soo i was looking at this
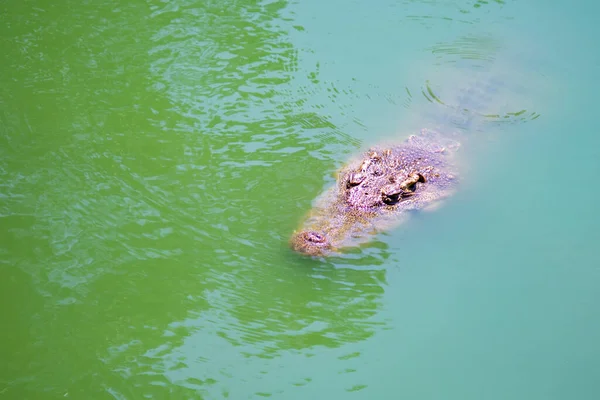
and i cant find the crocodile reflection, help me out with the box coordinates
[291,129,459,256]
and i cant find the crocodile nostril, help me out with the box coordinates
[290,230,332,256]
[306,231,326,243]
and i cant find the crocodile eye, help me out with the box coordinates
[381,184,403,205]
[347,172,365,187]
[404,182,417,192]
[382,195,398,205]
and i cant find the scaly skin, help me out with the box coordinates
[290,129,460,256]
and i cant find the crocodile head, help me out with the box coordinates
[291,131,459,257]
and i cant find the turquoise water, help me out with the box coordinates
[1,0,599,398]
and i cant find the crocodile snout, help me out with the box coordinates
[290,230,332,256]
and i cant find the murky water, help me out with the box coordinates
[1,0,599,398]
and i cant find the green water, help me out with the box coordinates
[2,0,599,398]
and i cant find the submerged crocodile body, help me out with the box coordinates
[289,68,541,257]
[290,129,461,256]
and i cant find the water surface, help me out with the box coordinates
[1,0,599,399]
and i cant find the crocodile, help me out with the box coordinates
[289,68,541,257]
[290,129,461,256]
